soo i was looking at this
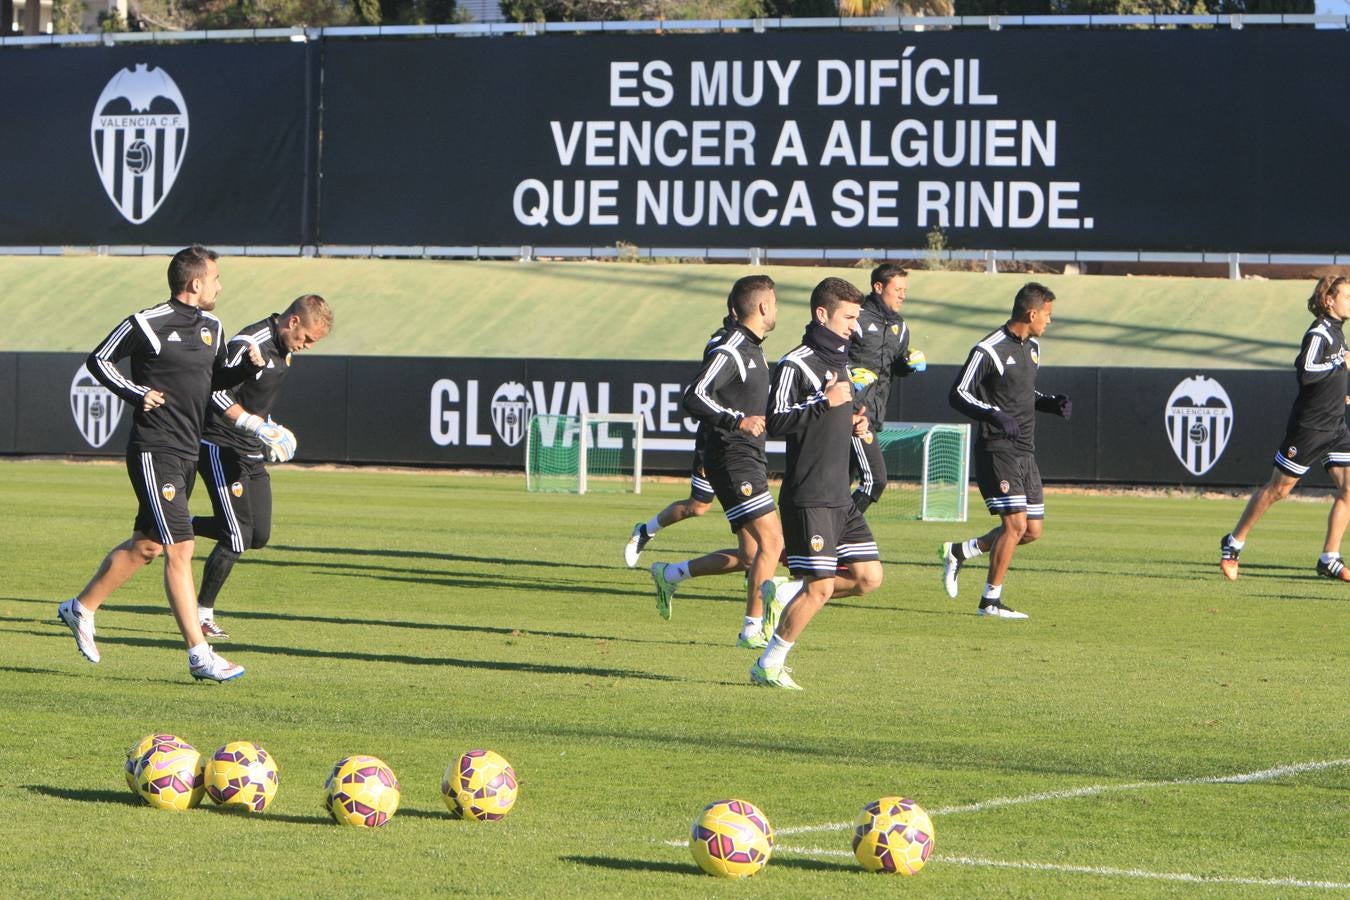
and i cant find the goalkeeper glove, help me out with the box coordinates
[906,348,927,373]
[234,413,298,463]
[849,366,878,392]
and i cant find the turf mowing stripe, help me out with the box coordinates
[770,757,1350,836]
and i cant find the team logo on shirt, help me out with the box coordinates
[490,381,535,447]
[1286,446,1298,458]
[890,324,899,334]
[810,534,824,552]
[285,353,293,367]
[69,365,126,449]
[161,482,176,502]
[1165,375,1233,476]
[199,327,213,346]
[231,482,244,497]
[740,481,752,496]
[1030,347,1040,366]
[90,64,189,225]
[999,480,1010,493]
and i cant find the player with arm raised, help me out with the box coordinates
[751,277,883,690]
[57,246,260,681]
[192,294,333,639]
[1220,276,1350,582]
[938,282,1071,619]
[647,276,785,649]
[848,264,926,514]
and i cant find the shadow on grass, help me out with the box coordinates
[268,544,614,572]
[0,597,702,649]
[561,855,695,876]
[26,785,139,806]
[204,807,333,827]
[8,625,682,682]
[770,854,857,873]
[239,558,642,599]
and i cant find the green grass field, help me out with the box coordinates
[0,256,1314,368]
[1,460,1347,896]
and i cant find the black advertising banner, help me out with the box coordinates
[319,30,1350,252]
[3,352,1339,489]
[0,353,17,453]
[0,43,312,245]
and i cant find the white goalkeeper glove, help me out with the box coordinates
[234,412,298,463]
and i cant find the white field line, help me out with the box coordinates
[774,758,1350,837]
[771,846,1350,891]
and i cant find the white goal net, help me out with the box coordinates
[524,413,644,494]
[872,422,971,522]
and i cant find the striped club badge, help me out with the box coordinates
[90,64,189,225]
[70,364,126,449]
[1165,375,1233,477]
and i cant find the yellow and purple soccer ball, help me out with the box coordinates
[442,749,517,821]
[204,741,279,813]
[134,742,205,811]
[689,799,775,878]
[851,796,934,875]
[124,733,189,793]
[325,755,400,828]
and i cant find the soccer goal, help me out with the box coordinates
[873,422,971,522]
[524,412,644,494]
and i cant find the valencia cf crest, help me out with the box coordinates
[1030,348,1040,366]
[890,324,899,334]
[285,352,293,367]
[69,364,126,449]
[231,481,244,497]
[490,381,535,447]
[199,326,212,346]
[739,481,752,496]
[1165,376,1233,476]
[1287,446,1298,458]
[999,480,1010,494]
[161,482,176,502]
[90,64,189,224]
[810,534,824,552]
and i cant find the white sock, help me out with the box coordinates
[646,515,663,536]
[199,608,214,623]
[962,538,984,559]
[73,598,93,619]
[982,583,1003,602]
[1226,535,1245,550]
[1320,552,1340,565]
[775,580,805,607]
[758,634,794,669]
[665,561,692,584]
[740,616,762,639]
[187,641,212,667]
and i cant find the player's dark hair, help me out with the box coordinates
[1307,275,1350,317]
[727,275,775,321]
[810,277,864,314]
[283,293,334,330]
[1011,282,1056,320]
[870,263,909,291]
[167,245,218,296]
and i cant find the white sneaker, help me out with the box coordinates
[57,599,99,663]
[189,650,245,682]
[939,542,961,599]
[623,523,651,568]
[978,600,1029,619]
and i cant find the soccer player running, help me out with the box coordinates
[193,294,333,638]
[1220,275,1350,582]
[57,246,274,681]
[939,282,1070,619]
[649,275,784,649]
[624,308,738,571]
[752,277,883,690]
[848,263,926,514]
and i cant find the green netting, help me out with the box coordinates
[873,423,969,521]
[526,415,640,493]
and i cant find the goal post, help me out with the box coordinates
[873,421,971,522]
[524,412,644,494]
